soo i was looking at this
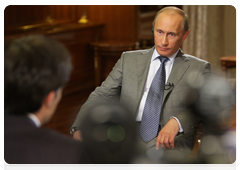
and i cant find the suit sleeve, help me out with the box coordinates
[71,52,125,128]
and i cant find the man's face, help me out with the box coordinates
[153,12,189,57]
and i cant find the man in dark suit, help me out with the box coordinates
[71,7,211,162]
[4,35,91,164]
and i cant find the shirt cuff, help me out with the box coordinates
[171,116,183,133]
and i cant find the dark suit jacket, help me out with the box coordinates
[72,47,211,155]
[4,113,92,164]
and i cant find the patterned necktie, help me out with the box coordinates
[139,56,169,143]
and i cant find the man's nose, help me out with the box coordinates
[161,35,168,46]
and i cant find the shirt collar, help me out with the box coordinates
[151,47,179,63]
[27,113,41,127]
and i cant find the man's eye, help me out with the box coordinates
[169,33,175,37]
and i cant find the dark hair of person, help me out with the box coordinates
[4,35,72,115]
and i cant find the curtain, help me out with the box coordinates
[182,5,208,61]
[182,5,236,76]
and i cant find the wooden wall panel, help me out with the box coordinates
[5,5,45,26]
[86,5,139,42]
[4,5,76,28]
[48,5,77,22]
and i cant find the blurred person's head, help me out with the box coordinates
[4,35,72,124]
[189,75,235,131]
[81,102,137,163]
[152,6,189,57]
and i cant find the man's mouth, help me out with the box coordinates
[159,47,170,51]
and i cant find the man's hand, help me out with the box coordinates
[73,130,83,141]
[156,118,179,150]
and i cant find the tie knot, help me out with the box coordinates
[159,56,169,63]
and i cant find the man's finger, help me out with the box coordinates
[156,141,159,150]
[160,143,166,150]
[155,134,161,150]
[169,138,175,149]
[164,139,171,149]
[159,136,167,150]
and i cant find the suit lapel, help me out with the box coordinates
[136,47,154,100]
[163,50,190,102]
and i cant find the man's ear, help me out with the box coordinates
[43,91,56,107]
[182,29,190,42]
[152,22,155,33]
